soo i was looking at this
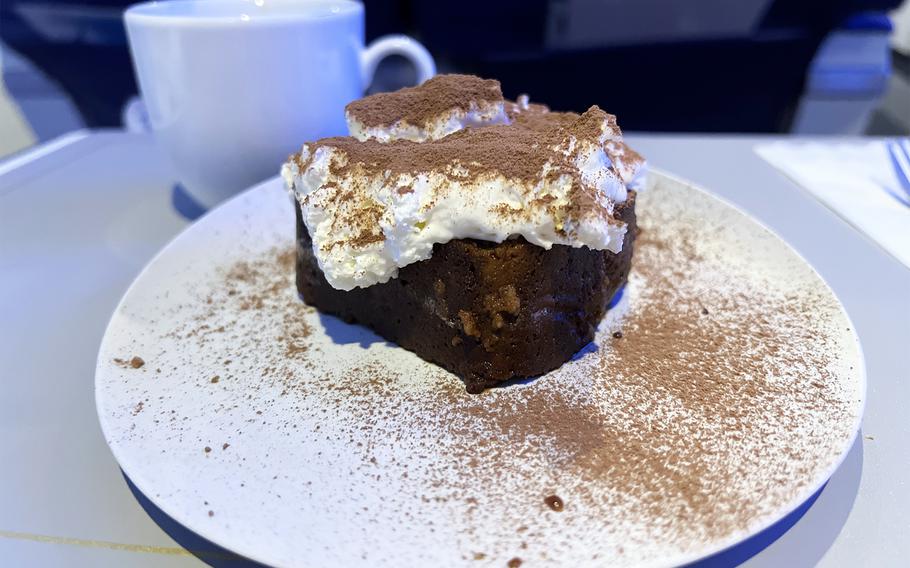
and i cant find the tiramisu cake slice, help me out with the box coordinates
[282,75,645,392]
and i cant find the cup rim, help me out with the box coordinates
[125,0,362,26]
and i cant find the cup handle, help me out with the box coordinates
[361,35,436,89]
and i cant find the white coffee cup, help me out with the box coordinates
[125,0,435,209]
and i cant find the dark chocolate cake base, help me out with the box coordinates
[295,193,636,393]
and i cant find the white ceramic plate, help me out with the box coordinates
[96,171,864,567]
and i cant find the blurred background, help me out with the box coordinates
[1,0,909,160]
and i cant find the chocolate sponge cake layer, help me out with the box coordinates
[295,193,637,393]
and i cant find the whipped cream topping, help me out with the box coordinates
[505,94,550,121]
[283,105,646,290]
[345,74,548,143]
[347,101,509,143]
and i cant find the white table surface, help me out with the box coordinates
[0,131,907,567]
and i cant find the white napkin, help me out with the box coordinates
[755,141,910,270]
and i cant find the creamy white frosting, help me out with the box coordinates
[282,108,643,290]
[346,101,509,143]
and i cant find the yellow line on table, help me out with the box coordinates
[0,529,242,560]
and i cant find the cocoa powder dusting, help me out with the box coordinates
[114,356,146,369]
[278,197,852,560]
[346,74,503,129]
[301,106,623,187]
[110,183,860,566]
[504,98,549,121]
[544,495,564,512]
[290,105,639,252]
